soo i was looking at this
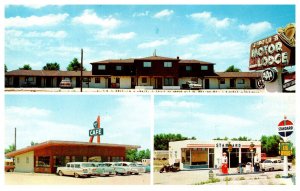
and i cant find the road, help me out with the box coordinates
[154,168,296,185]
[5,172,150,185]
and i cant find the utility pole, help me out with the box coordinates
[80,49,83,92]
[14,127,16,151]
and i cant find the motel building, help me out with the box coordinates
[168,140,261,170]
[5,140,140,173]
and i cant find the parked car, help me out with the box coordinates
[56,162,96,178]
[260,159,291,171]
[135,163,150,173]
[5,159,15,172]
[261,153,267,162]
[127,162,146,174]
[105,162,131,176]
[59,79,72,89]
[186,81,202,90]
[92,162,115,176]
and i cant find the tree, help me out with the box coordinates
[154,133,196,150]
[126,149,151,162]
[5,144,16,154]
[30,141,39,146]
[19,64,32,70]
[43,62,60,70]
[67,58,86,71]
[225,65,241,72]
[5,64,8,72]
[260,135,283,157]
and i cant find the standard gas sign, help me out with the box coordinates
[278,117,294,138]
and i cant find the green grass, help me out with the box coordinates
[239,177,245,180]
[194,178,221,185]
[224,177,232,181]
[275,174,281,178]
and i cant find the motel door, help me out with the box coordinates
[13,77,19,87]
[45,77,52,87]
[230,79,235,88]
[250,79,256,89]
[76,77,80,87]
[155,78,162,89]
[36,77,41,87]
[205,79,209,89]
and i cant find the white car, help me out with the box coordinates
[105,162,131,175]
[129,163,146,174]
[56,162,96,178]
[260,159,291,171]
[186,81,202,90]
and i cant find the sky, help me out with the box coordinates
[4,5,295,72]
[154,94,296,144]
[5,95,151,150]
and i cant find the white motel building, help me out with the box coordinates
[168,140,261,170]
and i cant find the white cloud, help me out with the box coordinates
[6,106,51,118]
[72,9,121,30]
[153,9,174,19]
[158,100,202,108]
[239,21,272,38]
[176,34,201,45]
[96,30,136,40]
[26,31,67,38]
[23,5,48,9]
[133,11,149,17]
[189,12,232,28]
[5,13,69,28]
[137,39,169,49]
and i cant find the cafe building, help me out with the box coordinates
[168,140,261,170]
[5,140,140,173]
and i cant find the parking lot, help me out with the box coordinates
[5,172,150,185]
[154,168,296,185]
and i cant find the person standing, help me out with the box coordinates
[221,152,228,174]
[254,153,260,172]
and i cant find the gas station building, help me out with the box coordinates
[168,140,261,170]
[5,140,140,173]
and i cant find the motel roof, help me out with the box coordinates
[5,140,141,158]
[206,72,262,78]
[5,70,110,77]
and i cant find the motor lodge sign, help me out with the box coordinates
[249,34,294,70]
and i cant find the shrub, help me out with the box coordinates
[195,178,221,185]
[275,174,281,178]
[239,177,245,180]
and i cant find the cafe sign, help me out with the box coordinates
[249,34,293,70]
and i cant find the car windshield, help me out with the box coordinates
[82,163,93,167]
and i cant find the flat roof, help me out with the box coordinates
[205,72,262,78]
[5,140,140,158]
[5,70,98,77]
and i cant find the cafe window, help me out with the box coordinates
[112,157,122,162]
[237,79,245,84]
[164,62,172,67]
[164,78,173,86]
[116,66,122,71]
[95,77,100,83]
[186,66,191,71]
[220,78,225,84]
[37,156,50,167]
[54,156,66,167]
[143,62,151,68]
[201,65,208,70]
[98,65,106,70]
[142,77,147,83]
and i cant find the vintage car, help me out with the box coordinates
[105,162,131,175]
[5,159,15,172]
[186,81,202,90]
[124,162,146,174]
[260,159,291,171]
[92,162,115,176]
[56,162,96,178]
[59,79,72,89]
[136,163,151,173]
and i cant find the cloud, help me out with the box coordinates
[5,13,69,28]
[96,30,136,40]
[26,31,67,38]
[158,100,202,109]
[23,5,48,9]
[239,21,272,38]
[133,11,149,17]
[6,106,51,118]
[189,12,232,28]
[153,9,174,19]
[72,9,121,30]
[137,39,169,49]
[176,34,201,45]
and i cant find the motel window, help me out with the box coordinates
[237,79,245,84]
[142,77,147,83]
[164,78,173,86]
[164,62,172,67]
[186,66,191,71]
[26,157,29,164]
[83,77,91,82]
[37,156,50,167]
[143,62,151,67]
[201,65,208,70]
[220,78,225,84]
[25,77,34,82]
[98,65,106,70]
[95,77,100,83]
[116,66,122,71]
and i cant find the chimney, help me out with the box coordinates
[153,49,157,57]
[177,56,179,60]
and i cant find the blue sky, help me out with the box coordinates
[5,95,151,150]
[154,95,296,143]
[5,5,295,72]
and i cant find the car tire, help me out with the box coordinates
[288,166,291,171]
[9,169,14,172]
[74,173,80,178]
[58,171,63,176]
